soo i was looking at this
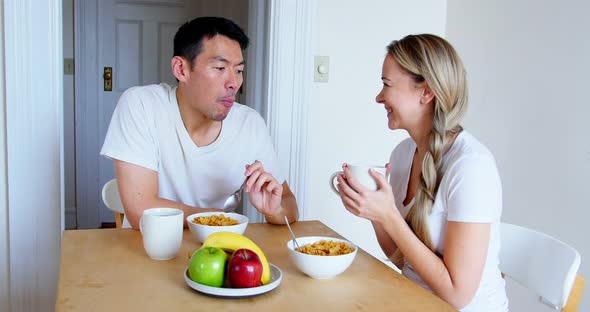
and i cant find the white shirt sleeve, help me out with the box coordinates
[445,155,503,223]
[100,88,159,171]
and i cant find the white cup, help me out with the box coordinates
[329,164,387,195]
[139,208,184,260]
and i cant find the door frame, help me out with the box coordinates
[2,0,63,310]
[74,0,312,228]
[264,0,313,221]
[74,0,100,228]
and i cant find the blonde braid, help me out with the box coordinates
[386,34,468,267]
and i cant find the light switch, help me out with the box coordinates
[314,56,329,82]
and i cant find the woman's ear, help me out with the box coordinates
[171,56,190,82]
[420,86,435,105]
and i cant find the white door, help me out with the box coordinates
[97,1,195,226]
[75,0,251,228]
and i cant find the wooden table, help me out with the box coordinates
[56,220,455,311]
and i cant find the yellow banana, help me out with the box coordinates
[202,232,270,285]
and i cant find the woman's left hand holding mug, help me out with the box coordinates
[336,163,397,224]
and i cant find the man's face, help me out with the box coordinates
[182,35,244,121]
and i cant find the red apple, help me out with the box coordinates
[227,248,263,288]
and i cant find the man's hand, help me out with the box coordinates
[244,160,282,216]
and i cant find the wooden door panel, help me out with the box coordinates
[158,22,181,85]
[115,20,143,90]
[98,0,191,223]
[120,0,186,6]
[77,0,252,227]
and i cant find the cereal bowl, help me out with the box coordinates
[186,212,248,243]
[287,236,358,279]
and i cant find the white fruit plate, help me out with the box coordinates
[184,263,283,298]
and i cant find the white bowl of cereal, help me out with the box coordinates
[287,236,357,279]
[186,212,249,243]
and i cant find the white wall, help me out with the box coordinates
[446,0,590,311]
[308,0,447,265]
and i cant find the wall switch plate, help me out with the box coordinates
[64,58,74,75]
[314,55,329,82]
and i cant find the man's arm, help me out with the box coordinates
[114,159,221,230]
[264,182,299,225]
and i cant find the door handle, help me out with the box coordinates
[103,67,112,91]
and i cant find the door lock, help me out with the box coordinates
[103,67,112,91]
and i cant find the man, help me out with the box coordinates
[100,16,298,229]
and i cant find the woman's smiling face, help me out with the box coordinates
[375,54,429,131]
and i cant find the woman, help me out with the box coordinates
[335,34,508,311]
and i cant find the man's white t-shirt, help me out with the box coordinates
[100,83,284,213]
[389,131,509,312]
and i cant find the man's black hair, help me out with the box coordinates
[173,16,249,67]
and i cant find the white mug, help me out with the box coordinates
[329,164,387,195]
[139,208,184,260]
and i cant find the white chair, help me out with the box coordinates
[101,178,126,228]
[500,222,585,311]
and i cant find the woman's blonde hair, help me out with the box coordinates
[387,34,468,265]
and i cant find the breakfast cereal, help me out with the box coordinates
[296,240,354,256]
[192,214,239,226]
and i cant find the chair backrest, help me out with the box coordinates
[500,222,584,310]
[101,179,125,228]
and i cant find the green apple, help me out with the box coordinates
[189,247,228,287]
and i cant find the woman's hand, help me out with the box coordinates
[244,160,282,216]
[336,163,398,224]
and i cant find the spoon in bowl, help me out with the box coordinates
[284,215,301,250]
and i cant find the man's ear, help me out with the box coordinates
[171,56,190,82]
[420,86,435,105]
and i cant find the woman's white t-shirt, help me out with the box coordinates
[100,83,283,211]
[389,131,508,312]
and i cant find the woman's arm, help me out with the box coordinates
[337,163,492,310]
[371,221,403,267]
[382,214,490,309]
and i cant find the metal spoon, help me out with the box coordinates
[284,215,301,250]
[223,179,247,213]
